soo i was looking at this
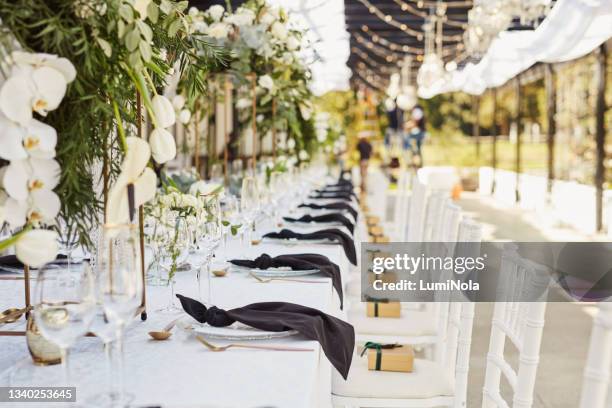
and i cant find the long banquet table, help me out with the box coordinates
[0,186,363,408]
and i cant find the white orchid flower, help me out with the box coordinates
[3,197,26,228]
[15,229,60,268]
[207,5,225,21]
[149,128,176,164]
[12,51,76,83]
[23,119,58,159]
[3,158,60,201]
[106,137,157,224]
[0,75,35,125]
[172,94,186,111]
[258,75,274,91]
[0,113,28,161]
[270,22,288,41]
[151,95,176,129]
[179,109,191,124]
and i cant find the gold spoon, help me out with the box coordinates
[148,317,180,341]
[0,307,28,324]
[195,335,313,352]
[249,272,325,284]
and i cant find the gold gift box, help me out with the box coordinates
[366,301,401,318]
[366,344,414,373]
[373,235,389,243]
[368,225,384,237]
[366,216,380,226]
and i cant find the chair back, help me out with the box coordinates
[406,175,428,241]
[579,302,612,408]
[482,245,550,408]
[423,191,447,242]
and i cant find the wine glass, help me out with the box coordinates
[157,217,190,313]
[198,221,221,303]
[33,262,96,387]
[241,176,260,247]
[210,163,224,184]
[97,224,143,404]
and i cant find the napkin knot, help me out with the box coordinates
[204,306,235,327]
[253,253,274,269]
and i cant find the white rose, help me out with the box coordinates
[179,109,191,124]
[149,128,176,164]
[207,5,225,22]
[152,95,176,128]
[259,11,275,26]
[257,74,274,91]
[189,181,221,196]
[287,36,300,51]
[236,98,251,109]
[172,94,185,110]
[188,7,199,17]
[298,150,309,161]
[287,138,296,149]
[207,22,229,39]
[193,21,208,33]
[15,229,59,268]
[270,22,287,41]
[226,8,255,26]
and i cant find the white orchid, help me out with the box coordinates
[151,94,176,129]
[106,137,157,224]
[270,21,288,41]
[15,229,59,268]
[207,5,225,22]
[0,114,28,161]
[11,51,76,83]
[149,128,177,164]
[172,94,185,111]
[258,75,274,91]
[3,158,60,202]
[179,109,191,124]
[207,22,230,39]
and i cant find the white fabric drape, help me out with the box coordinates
[418,0,612,98]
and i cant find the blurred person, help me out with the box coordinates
[404,105,426,166]
[357,134,372,193]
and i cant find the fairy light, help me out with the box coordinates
[391,0,469,28]
[354,31,460,59]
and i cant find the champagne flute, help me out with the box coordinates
[241,176,260,246]
[33,262,96,387]
[97,224,143,404]
[157,217,190,313]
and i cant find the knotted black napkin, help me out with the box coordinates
[0,254,86,271]
[298,202,358,220]
[283,213,354,235]
[176,295,355,378]
[230,253,344,309]
[309,192,356,202]
[316,184,354,194]
[263,228,357,265]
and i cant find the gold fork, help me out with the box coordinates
[248,272,324,284]
[195,335,313,352]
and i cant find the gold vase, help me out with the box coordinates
[26,316,61,366]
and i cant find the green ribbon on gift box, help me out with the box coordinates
[364,296,390,317]
[360,342,401,371]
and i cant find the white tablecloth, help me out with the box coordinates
[0,197,359,408]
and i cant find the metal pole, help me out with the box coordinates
[515,77,521,203]
[272,98,277,159]
[473,95,480,160]
[251,73,257,169]
[595,44,607,232]
[491,88,498,194]
[545,64,556,195]
[136,92,147,321]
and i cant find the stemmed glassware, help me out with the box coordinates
[33,262,96,387]
[157,216,190,313]
[96,224,143,404]
[241,176,260,247]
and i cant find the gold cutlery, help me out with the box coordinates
[0,307,30,324]
[148,317,181,341]
[249,272,325,284]
[195,335,313,352]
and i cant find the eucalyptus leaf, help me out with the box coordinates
[96,37,112,58]
[125,27,140,51]
[167,18,181,38]
[117,20,126,38]
[147,1,159,23]
[119,3,133,22]
[159,0,173,14]
[128,50,142,69]
[136,20,153,42]
[139,41,152,62]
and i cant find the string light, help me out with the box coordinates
[355,30,459,59]
[352,70,387,92]
[351,46,395,71]
[354,0,464,41]
[391,0,469,28]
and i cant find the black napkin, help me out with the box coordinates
[263,228,357,265]
[316,184,354,193]
[298,202,358,220]
[283,213,354,235]
[176,295,355,379]
[309,192,356,202]
[0,254,84,270]
[230,253,345,309]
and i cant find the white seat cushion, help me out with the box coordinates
[348,309,437,337]
[333,353,454,399]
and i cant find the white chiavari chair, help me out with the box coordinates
[423,191,447,242]
[406,175,429,242]
[482,245,551,408]
[579,301,612,408]
[333,300,475,408]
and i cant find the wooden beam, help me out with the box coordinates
[595,44,608,232]
[491,87,497,194]
[545,64,556,194]
[515,77,522,203]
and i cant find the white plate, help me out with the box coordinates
[230,264,320,277]
[285,220,343,228]
[262,237,335,245]
[193,322,298,340]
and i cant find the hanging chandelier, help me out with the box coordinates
[417,16,446,89]
[397,56,417,111]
